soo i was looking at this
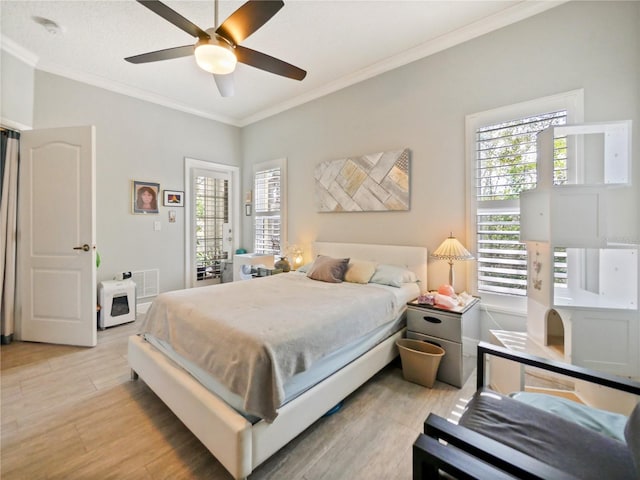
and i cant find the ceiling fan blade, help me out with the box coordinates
[213,73,235,97]
[137,0,209,39]
[215,0,284,45]
[235,45,306,81]
[125,45,194,64]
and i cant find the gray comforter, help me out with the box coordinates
[139,273,404,421]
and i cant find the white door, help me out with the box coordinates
[17,126,97,347]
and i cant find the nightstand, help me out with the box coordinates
[405,297,480,388]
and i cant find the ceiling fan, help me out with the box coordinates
[125,0,307,97]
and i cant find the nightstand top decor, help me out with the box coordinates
[408,295,479,315]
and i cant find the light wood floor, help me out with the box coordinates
[1,318,476,480]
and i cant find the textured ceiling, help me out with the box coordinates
[1,1,563,126]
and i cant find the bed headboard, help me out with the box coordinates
[312,242,427,291]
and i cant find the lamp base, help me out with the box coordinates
[448,261,455,290]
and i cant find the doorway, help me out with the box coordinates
[184,158,239,288]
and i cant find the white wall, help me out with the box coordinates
[1,51,35,129]
[241,1,640,302]
[3,1,638,324]
[32,72,242,293]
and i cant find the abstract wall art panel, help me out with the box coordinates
[314,148,410,212]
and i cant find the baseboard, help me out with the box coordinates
[137,302,152,314]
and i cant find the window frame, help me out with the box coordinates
[253,158,287,255]
[465,90,584,312]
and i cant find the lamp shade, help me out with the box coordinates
[293,248,304,268]
[432,234,474,261]
[432,233,474,288]
[287,244,304,269]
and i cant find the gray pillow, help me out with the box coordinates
[625,401,640,475]
[306,255,350,283]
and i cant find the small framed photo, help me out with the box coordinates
[163,190,184,207]
[132,180,160,214]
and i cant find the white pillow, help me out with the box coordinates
[369,264,417,287]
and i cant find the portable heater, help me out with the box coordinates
[98,279,136,329]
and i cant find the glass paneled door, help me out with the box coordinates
[185,159,238,288]
[193,168,229,285]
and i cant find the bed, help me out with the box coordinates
[128,242,427,479]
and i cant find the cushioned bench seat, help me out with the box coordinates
[459,387,636,480]
[412,342,640,480]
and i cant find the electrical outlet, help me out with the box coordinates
[154,221,161,231]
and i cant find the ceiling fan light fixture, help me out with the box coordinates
[195,38,237,75]
[127,0,306,95]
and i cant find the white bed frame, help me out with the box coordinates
[128,242,427,479]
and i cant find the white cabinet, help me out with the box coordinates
[570,309,639,377]
[521,122,634,248]
[520,121,639,379]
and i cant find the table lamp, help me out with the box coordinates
[432,232,474,288]
[288,245,304,270]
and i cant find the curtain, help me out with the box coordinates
[1,128,20,345]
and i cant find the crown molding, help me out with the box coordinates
[1,34,240,127]
[2,1,566,128]
[1,117,32,131]
[1,35,39,66]
[34,60,241,126]
[239,1,567,126]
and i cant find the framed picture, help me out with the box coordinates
[163,190,184,207]
[132,181,160,214]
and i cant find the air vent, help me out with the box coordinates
[131,269,159,299]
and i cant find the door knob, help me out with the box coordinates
[73,244,90,252]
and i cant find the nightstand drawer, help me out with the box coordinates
[407,307,461,342]
[406,331,463,388]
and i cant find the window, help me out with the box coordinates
[254,158,287,255]
[476,111,567,296]
[466,90,584,308]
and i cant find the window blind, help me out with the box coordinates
[475,110,568,296]
[254,167,281,254]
